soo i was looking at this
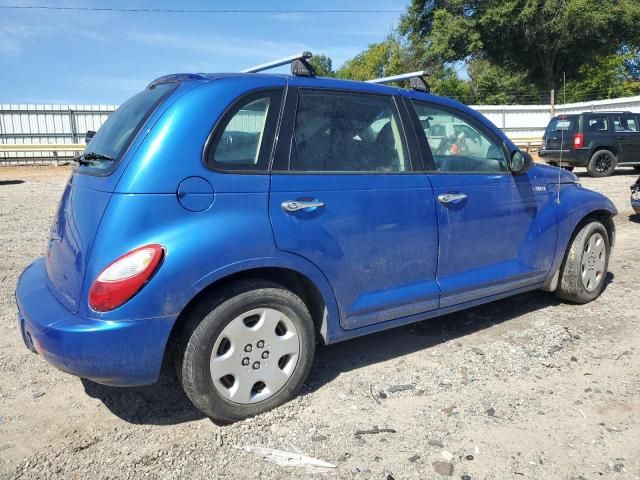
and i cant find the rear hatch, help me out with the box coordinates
[45,83,176,313]
[543,115,577,150]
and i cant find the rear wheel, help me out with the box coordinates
[587,150,617,177]
[633,165,640,173]
[556,221,610,304]
[562,166,575,172]
[177,280,315,422]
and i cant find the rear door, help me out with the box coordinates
[269,87,440,330]
[611,114,640,164]
[409,99,556,308]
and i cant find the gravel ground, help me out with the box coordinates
[0,165,639,480]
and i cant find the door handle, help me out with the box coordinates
[281,200,325,212]
[437,193,467,204]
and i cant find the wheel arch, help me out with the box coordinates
[544,206,616,292]
[589,145,618,157]
[162,259,341,370]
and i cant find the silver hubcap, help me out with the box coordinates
[581,232,606,292]
[210,308,300,404]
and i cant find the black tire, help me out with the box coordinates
[633,165,640,172]
[562,166,575,172]
[586,150,617,177]
[176,280,315,423]
[556,221,610,304]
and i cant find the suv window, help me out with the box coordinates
[290,90,408,172]
[611,115,639,132]
[546,117,575,132]
[207,90,282,171]
[412,101,507,173]
[587,116,609,132]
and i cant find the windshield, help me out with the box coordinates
[78,82,176,173]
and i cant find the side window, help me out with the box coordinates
[612,115,639,132]
[412,101,507,173]
[587,116,609,132]
[207,90,282,171]
[290,90,408,172]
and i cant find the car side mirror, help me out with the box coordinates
[85,130,96,144]
[510,150,534,175]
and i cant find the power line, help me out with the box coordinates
[0,5,403,14]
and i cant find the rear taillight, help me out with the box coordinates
[89,244,164,312]
[573,133,584,149]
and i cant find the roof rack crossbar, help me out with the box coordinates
[366,70,427,84]
[241,52,313,73]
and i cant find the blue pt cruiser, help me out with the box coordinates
[16,54,617,422]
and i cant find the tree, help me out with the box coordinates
[336,35,409,81]
[400,0,640,92]
[308,54,335,77]
[564,53,640,102]
[466,59,540,104]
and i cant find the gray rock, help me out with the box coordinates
[388,384,415,393]
[433,461,454,476]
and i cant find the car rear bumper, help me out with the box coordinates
[539,148,590,167]
[15,258,176,387]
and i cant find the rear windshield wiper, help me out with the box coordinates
[73,151,116,165]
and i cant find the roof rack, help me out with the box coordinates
[367,70,430,93]
[240,51,316,77]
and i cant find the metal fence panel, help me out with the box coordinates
[2,95,640,164]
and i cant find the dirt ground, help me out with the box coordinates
[0,165,639,480]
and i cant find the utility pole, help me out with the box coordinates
[550,89,555,117]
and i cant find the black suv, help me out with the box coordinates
[539,111,640,177]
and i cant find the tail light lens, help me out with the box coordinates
[89,244,164,312]
[573,133,584,149]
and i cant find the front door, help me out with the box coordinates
[409,99,556,308]
[269,88,440,330]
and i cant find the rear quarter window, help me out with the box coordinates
[587,116,609,132]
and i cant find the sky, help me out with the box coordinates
[0,0,411,104]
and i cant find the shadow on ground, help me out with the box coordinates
[0,180,25,186]
[82,373,206,425]
[82,287,581,426]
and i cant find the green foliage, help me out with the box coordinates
[564,53,640,102]
[308,54,335,77]
[336,36,409,81]
[466,60,540,104]
[400,0,640,91]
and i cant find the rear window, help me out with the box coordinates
[546,117,575,133]
[78,82,176,174]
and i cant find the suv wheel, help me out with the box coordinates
[176,280,315,422]
[633,166,640,173]
[556,221,610,304]
[587,150,617,177]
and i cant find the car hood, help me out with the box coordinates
[530,163,579,184]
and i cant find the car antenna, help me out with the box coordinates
[240,52,316,77]
[557,71,566,204]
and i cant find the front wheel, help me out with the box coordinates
[177,280,316,422]
[556,221,610,304]
[587,150,617,177]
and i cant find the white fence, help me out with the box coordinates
[2,95,640,164]
[477,95,640,139]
